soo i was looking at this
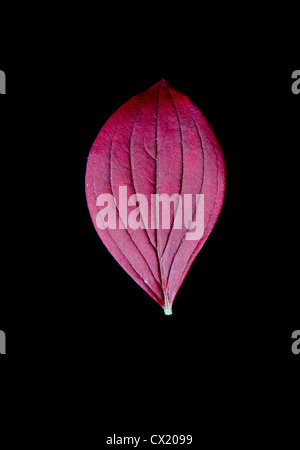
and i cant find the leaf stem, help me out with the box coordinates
[163,295,172,315]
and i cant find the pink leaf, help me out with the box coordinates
[85,80,225,315]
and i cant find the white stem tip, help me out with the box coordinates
[164,305,173,316]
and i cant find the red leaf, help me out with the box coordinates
[85,80,225,314]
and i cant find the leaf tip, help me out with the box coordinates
[151,78,170,90]
[160,78,169,87]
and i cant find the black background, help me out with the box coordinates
[0,12,299,445]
